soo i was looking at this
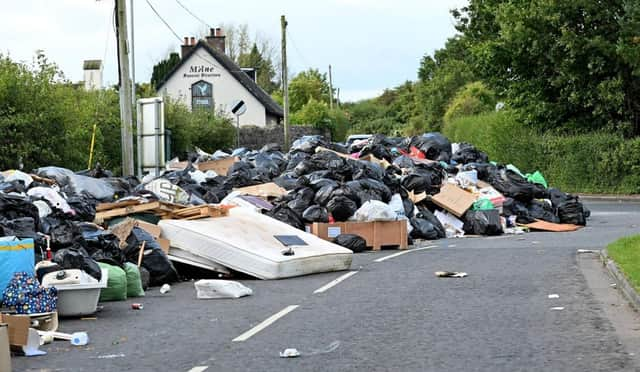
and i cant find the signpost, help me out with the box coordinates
[231,100,247,148]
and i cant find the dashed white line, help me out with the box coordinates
[232,305,299,342]
[188,367,209,372]
[313,271,359,294]
[374,245,437,263]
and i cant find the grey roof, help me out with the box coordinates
[156,41,284,118]
[83,60,102,70]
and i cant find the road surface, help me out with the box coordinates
[15,200,640,372]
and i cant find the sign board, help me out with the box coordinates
[231,100,247,116]
[137,97,165,177]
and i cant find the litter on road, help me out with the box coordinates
[0,132,591,364]
[435,271,468,278]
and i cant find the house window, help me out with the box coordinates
[191,80,213,110]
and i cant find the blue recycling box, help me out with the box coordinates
[0,238,35,303]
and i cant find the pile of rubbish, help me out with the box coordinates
[165,133,589,241]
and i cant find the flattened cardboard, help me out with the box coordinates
[157,238,170,254]
[523,220,582,232]
[135,220,162,239]
[432,183,477,217]
[234,183,288,199]
[0,314,29,347]
[196,157,239,176]
[0,324,10,372]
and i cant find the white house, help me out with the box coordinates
[156,29,283,127]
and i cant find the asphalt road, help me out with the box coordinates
[14,200,640,372]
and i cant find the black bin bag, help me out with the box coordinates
[463,209,503,236]
[333,234,367,253]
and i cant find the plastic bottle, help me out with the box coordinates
[70,332,89,346]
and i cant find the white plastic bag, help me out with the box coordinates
[2,170,33,188]
[387,194,405,218]
[194,280,253,299]
[144,179,189,204]
[354,200,397,222]
[27,187,74,214]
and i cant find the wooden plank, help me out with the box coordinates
[96,199,141,212]
[137,241,146,267]
[95,201,163,221]
[523,220,582,232]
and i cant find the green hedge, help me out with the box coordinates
[443,111,640,194]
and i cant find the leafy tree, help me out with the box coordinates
[288,69,332,112]
[454,0,640,134]
[444,81,496,124]
[150,52,180,89]
[238,43,278,94]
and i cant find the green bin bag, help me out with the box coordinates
[123,262,145,298]
[526,171,548,188]
[472,198,495,211]
[98,262,127,302]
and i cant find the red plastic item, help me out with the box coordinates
[410,146,426,159]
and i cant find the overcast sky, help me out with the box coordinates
[1,0,467,102]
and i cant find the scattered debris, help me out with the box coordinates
[160,284,171,294]
[194,280,253,299]
[435,271,468,278]
[280,348,301,358]
[577,249,598,254]
[95,353,126,359]
[548,294,560,299]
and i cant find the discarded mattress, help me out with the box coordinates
[159,208,353,279]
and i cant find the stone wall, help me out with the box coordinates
[239,124,331,150]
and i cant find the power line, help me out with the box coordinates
[286,30,311,69]
[145,0,182,42]
[174,0,212,29]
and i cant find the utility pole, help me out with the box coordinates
[115,0,135,176]
[281,15,289,150]
[130,0,136,107]
[337,88,341,109]
[328,64,334,110]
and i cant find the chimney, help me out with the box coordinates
[206,27,226,54]
[181,36,194,58]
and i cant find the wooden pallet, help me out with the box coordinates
[94,200,184,223]
[311,220,408,251]
[171,205,229,220]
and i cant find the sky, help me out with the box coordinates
[1,0,467,102]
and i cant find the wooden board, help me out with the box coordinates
[523,220,582,232]
[94,201,183,223]
[171,205,229,220]
[233,183,288,199]
[431,183,477,217]
[196,157,239,175]
[96,199,141,212]
[311,220,408,251]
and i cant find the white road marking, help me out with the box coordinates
[313,271,358,294]
[188,367,209,372]
[232,305,299,342]
[374,245,437,263]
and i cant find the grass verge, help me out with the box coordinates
[607,235,640,292]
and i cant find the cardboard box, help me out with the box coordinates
[0,324,11,372]
[196,157,239,175]
[311,220,408,250]
[233,183,288,199]
[431,183,477,217]
[0,314,29,348]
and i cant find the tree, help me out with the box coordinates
[443,81,496,125]
[288,69,332,112]
[238,43,278,94]
[150,52,180,89]
[454,0,640,134]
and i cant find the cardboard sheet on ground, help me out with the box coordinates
[523,220,582,232]
[431,183,477,217]
[233,183,288,198]
[159,208,353,279]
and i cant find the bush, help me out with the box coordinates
[443,82,496,125]
[444,111,640,194]
[164,99,235,157]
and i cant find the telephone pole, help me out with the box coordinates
[115,0,135,176]
[328,64,334,110]
[130,0,136,107]
[281,15,289,150]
